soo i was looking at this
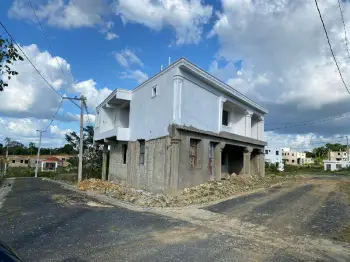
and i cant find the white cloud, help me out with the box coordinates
[72,79,113,109]
[209,0,350,136]
[105,32,118,40]
[9,0,117,40]
[0,117,75,147]
[115,0,213,45]
[9,0,109,29]
[119,70,148,84]
[114,49,143,68]
[0,44,73,120]
[265,131,348,152]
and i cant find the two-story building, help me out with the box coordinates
[94,58,267,193]
[328,150,348,161]
[282,148,306,165]
[265,147,284,171]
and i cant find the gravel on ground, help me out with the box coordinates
[77,174,302,207]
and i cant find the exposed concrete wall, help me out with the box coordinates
[178,132,210,190]
[108,142,127,182]
[109,137,171,193]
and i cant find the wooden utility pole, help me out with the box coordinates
[78,96,85,182]
[63,96,85,182]
[35,130,45,178]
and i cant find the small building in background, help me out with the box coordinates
[265,147,284,171]
[7,154,73,168]
[323,160,349,171]
[282,148,306,165]
[304,157,314,165]
[41,157,59,172]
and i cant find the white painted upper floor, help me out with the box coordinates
[94,58,268,142]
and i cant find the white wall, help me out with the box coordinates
[99,107,116,133]
[180,74,219,133]
[129,67,177,140]
[265,147,284,171]
[251,116,259,140]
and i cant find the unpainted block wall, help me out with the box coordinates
[178,133,211,190]
[109,137,171,193]
[109,142,128,183]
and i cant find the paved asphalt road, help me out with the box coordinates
[0,177,350,262]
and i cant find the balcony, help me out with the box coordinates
[94,126,130,141]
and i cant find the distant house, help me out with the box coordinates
[7,155,73,168]
[323,160,349,171]
[41,157,60,172]
[304,157,314,165]
[265,147,284,171]
[282,148,306,165]
[94,57,267,193]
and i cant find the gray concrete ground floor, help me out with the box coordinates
[0,177,350,261]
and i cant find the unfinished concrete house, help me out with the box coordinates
[94,58,267,193]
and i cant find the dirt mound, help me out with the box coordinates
[77,175,298,207]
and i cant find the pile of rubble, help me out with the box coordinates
[78,174,298,207]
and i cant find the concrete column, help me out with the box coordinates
[102,144,108,181]
[214,142,226,181]
[170,137,181,192]
[257,116,264,141]
[256,149,265,177]
[243,147,253,176]
[173,75,183,124]
[245,110,253,138]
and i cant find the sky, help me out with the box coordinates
[2,0,350,151]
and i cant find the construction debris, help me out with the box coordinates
[77,175,300,207]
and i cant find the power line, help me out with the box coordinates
[27,0,72,86]
[44,98,64,132]
[265,111,350,131]
[0,21,63,98]
[337,0,350,59]
[314,0,350,94]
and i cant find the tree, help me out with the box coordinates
[65,125,102,179]
[28,142,37,155]
[0,36,23,91]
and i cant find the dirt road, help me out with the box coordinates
[0,176,350,261]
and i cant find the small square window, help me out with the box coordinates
[24,160,28,164]
[12,160,15,163]
[265,150,268,154]
[276,151,279,156]
[152,85,157,97]
[20,160,24,163]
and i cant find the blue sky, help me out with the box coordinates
[2,0,350,151]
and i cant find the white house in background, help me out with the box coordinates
[94,57,267,193]
[265,147,284,171]
[323,160,350,171]
[282,148,306,165]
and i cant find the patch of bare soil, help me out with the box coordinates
[77,175,301,207]
[335,181,350,243]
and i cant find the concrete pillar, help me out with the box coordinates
[102,144,108,181]
[243,147,253,176]
[259,151,265,177]
[170,137,181,192]
[245,110,253,138]
[257,116,264,141]
[214,142,226,181]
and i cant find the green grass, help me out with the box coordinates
[336,182,350,243]
[5,166,78,183]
